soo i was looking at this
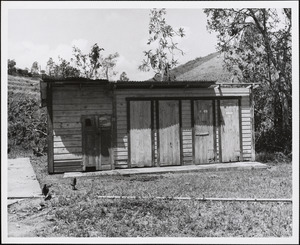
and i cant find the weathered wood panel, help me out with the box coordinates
[54,147,82,154]
[53,104,112,111]
[181,100,193,165]
[219,99,240,162]
[53,166,82,172]
[53,134,82,141]
[52,85,113,172]
[54,160,82,167]
[82,116,99,169]
[54,141,82,147]
[114,88,252,168]
[158,100,181,166]
[53,110,112,117]
[130,101,152,167]
[53,116,81,123]
[240,94,253,161]
[194,100,215,164]
[100,128,112,170]
[53,98,111,105]
[54,154,82,160]
[53,122,81,129]
[47,84,54,173]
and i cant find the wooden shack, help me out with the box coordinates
[42,78,257,174]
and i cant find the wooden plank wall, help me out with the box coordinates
[240,96,252,161]
[51,85,112,173]
[115,87,253,168]
[181,100,193,165]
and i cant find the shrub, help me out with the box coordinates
[255,151,292,163]
[8,91,47,155]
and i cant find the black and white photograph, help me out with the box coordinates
[1,1,299,244]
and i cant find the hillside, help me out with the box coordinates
[170,52,232,82]
[7,75,47,157]
[8,75,41,100]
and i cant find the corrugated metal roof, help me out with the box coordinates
[112,80,217,88]
[43,77,217,88]
[43,77,109,83]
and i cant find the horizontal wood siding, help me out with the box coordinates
[52,85,112,173]
[114,97,128,167]
[240,96,252,161]
[215,100,220,162]
[181,100,193,165]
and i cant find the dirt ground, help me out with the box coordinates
[7,198,54,237]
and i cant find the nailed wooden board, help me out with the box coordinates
[158,100,181,166]
[194,100,215,164]
[130,101,152,167]
[219,99,240,162]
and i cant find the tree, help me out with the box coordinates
[89,43,104,79]
[101,52,120,80]
[45,57,80,78]
[31,61,40,75]
[8,59,16,75]
[119,71,129,81]
[58,57,80,78]
[139,8,185,81]
[46,58,55,76]
[72,43,104,79]
[204,8,292,153]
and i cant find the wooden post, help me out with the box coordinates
[217,100,222,162]
[191,99,195,165]
[212,99,217,162]
[156,100,160,167]
[151,100,155,167]
[47,82,54,174]
[179,100,183,165]
[111,88,117,170]
[126,100,131,168]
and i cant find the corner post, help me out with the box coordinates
[47,82,54,173]
[250,87,256,161]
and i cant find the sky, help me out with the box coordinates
[7,7,219,81]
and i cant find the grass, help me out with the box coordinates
[172,52,232,82]
[36,197,291,237]
[12,154,292,237]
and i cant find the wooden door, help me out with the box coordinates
[194,100,215,164]
[219,99,240,162]
[158,100,181,166]
[130,101,152,167]
[82,116,99,171]
[98,115,112,170]
[99,128,111,170]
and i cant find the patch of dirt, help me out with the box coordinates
[7,198,54,237]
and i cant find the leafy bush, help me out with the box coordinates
[255,151,292,163]
[8,91,47,155]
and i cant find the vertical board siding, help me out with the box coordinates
[158,100,181,166]
[105,87,253,169]
[219,99,240,162]
[52,85,113,173]
[115,88,252,168]
[129,101,152,167]
[194,100,215,164]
